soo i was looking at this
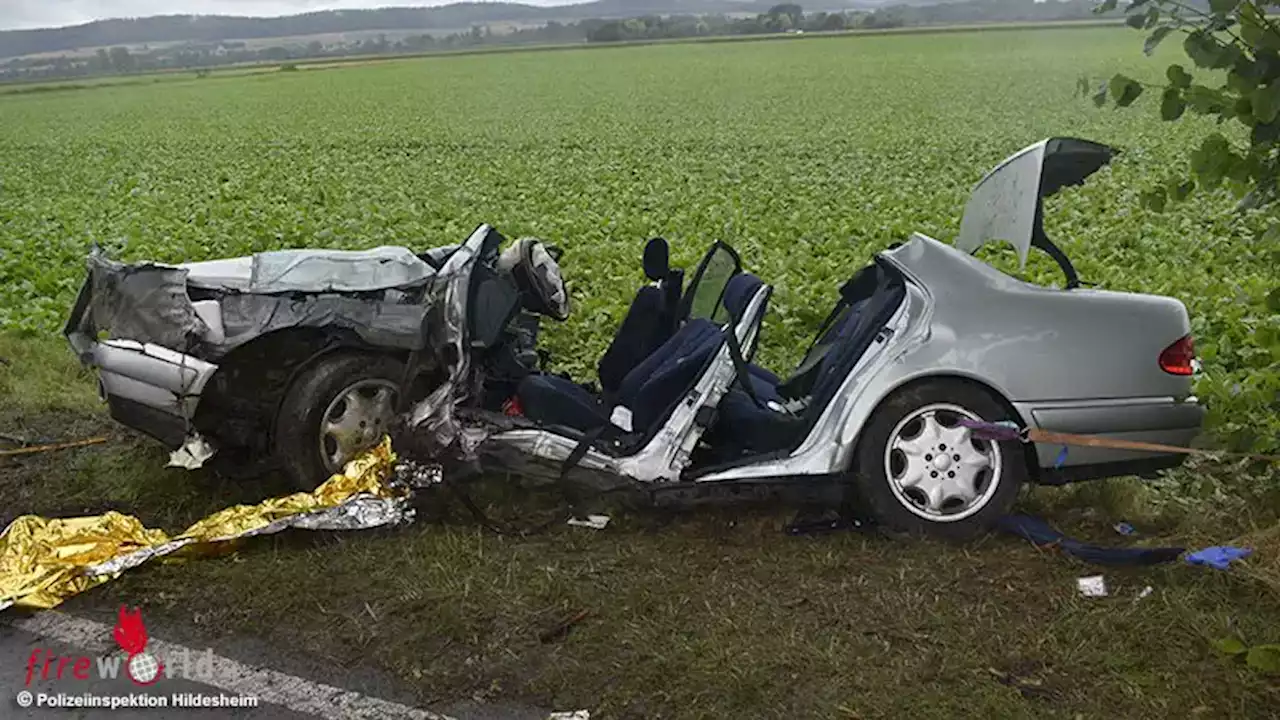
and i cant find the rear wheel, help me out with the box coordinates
[850,379,1026,540]
[274,353,405,491]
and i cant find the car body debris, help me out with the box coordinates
[566,515,610,530]
[167,431,216,470]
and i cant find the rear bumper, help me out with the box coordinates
[1013,397,1205,482]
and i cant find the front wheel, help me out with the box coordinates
[274,353,406,491]
[850,380,1026,541]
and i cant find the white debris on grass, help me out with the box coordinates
[566,515,610,530]
[1077,575,1108,598]
[167,432,215,470]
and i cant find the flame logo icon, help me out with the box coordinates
[113,605,164,686]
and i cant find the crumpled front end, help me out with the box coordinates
[64,250,220,449]
[64,243,444,459]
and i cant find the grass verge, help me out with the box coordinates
[1,331,1278,718]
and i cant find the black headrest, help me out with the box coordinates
[722,273,764,322]
[643,237,670,281]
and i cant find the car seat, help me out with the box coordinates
[517,272,768,438]
[710,261,905,456]
[596,238,684,398]
[614,272,768,434]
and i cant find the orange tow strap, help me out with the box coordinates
[1025,428,1280,464]
[0,437,108,458]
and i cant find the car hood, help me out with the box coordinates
[955,137,1117,268]
[180,246,436,294]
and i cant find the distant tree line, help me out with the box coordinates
[0,0,1127,83]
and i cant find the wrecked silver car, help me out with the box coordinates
[66,137,1206,538]
[63,226,567,484]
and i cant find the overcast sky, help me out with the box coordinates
[2,1,578,31]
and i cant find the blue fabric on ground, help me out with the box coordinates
[1185,546,1252,571]
[996,514,1185,566]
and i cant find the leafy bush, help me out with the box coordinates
[1085,0,1280,458]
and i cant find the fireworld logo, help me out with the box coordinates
[114,605,162,684]
[25,606,213,687]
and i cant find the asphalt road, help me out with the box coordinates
[0,621,309,719]
[0,612,552,720]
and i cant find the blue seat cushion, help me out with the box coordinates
[516,374,610,433]
[617,318,722,432]
[710,388,803,454]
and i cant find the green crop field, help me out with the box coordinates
[2,26,1279,718]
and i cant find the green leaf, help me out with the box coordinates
[1110,74,1145,107]
[1162,87,1187,120]
[1235,96,1255,124]
[1095,0,1118,13]
[1228,67,1259,94]
[1246,645,1280,673]
[1251,118,1280,144]
[1229,153,1255,184]
[1167,64,1193,89]
[1125,11,1148,29]
[1185,31,1238,70]
[1209,0,1240,14]
[1212,636,1248,655]
[1191,133,1235,187]
[1186,84,1228,114]
[1145,26,1174,55]
[1252,83,1280,123]
[1144,5,1160,29]
[1241,3,1280,52]
[1141,186,1168,212]
[1266,287,1280,313]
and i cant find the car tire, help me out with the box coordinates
[274,352,406,491]
[850,379,1026,541]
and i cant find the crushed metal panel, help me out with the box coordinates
[214,293,431,352]
[407,225,495,459]
[180,256,253,292]
[85,250,210,349]
[247,246,436,294]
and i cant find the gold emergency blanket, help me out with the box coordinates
[0,437,429,612]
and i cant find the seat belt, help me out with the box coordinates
[724,325,767,410]
[555,424,612,510]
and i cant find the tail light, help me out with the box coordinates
[1159,335,1196,375]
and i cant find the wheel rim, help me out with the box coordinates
[320,379,398,474]
[883,402,1003,523]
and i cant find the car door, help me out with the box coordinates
[678,241,743,324]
